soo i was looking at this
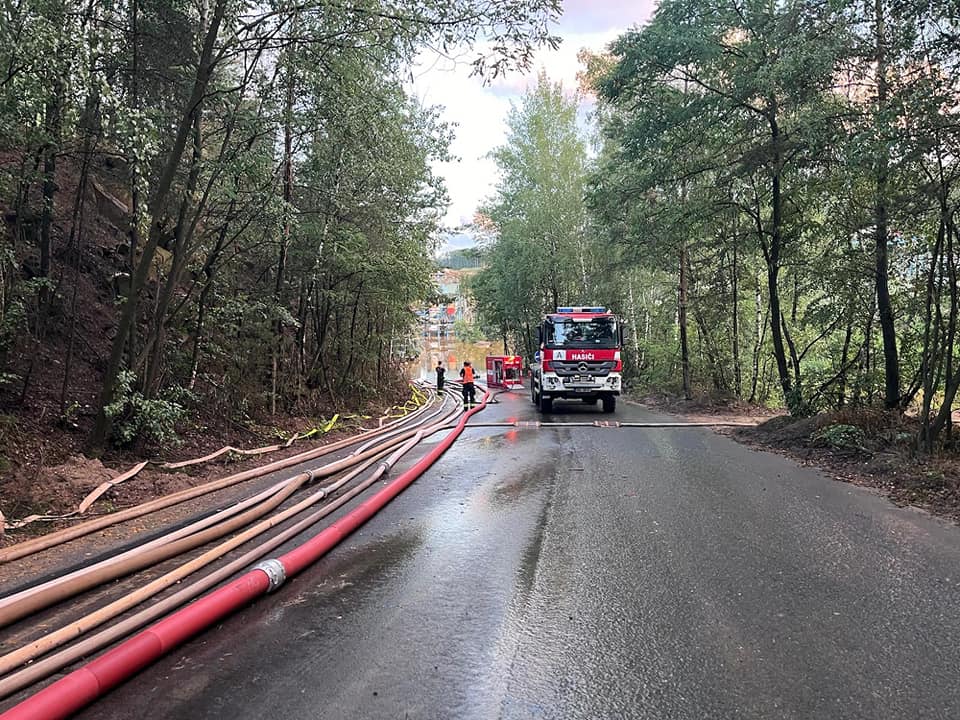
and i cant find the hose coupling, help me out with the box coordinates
[253,558,287,592]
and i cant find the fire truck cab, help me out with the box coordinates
[530,306,623,414]
[485,355,524,390]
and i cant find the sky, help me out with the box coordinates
[409,0,658,241]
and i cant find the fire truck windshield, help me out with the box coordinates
[545,318,618,349]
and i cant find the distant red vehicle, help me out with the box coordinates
[485,355,524,390]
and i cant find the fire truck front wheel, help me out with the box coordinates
[601,395,616,413]
[538,393,553,413]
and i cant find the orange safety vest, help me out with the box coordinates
[462,366,475,383]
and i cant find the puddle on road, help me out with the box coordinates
[489,460,556,508]
[302,528,423,596]
[514,495,553,605]
[251,528,425,629]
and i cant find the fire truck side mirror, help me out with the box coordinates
[536,326,542,345]
[619,325,624,346]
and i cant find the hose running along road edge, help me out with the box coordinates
[0,443,399,699]
[0,390,489,720]
[0,445,401,681]
[0,391,457,627]
[0,399,463,680]
[0,387,438,566]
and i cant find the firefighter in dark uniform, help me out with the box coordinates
[435,361,445,392]
[460,361,476,408]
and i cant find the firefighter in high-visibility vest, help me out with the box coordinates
[460,361,476,408]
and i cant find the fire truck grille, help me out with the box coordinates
[550,360,617,377]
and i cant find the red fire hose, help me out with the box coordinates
[1,392,489,720]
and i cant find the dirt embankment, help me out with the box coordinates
[0,405,402,547]
[0,150,417,537]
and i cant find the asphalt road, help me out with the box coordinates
[64,390,960,719]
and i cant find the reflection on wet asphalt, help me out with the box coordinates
[72,391,960,720]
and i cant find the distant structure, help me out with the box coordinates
[437,248,482,270]
[419,234,482,340]
[431,269,475,324]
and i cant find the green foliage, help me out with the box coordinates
[471,73,601,359]
[452,319,483,343]
[811,424,867,450]
[573,0,960,442]
[0,0,567,447]
[104,371,194,447]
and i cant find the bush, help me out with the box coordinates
[810,423,867,450]
[104,371,194,447]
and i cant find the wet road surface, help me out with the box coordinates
[58,391,960,718]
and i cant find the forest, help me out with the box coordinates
[0,0,562,453]
[471,0,960,452]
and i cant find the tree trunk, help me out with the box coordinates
[38,85,63,311]
[874,0,900,410]
[127,0,141,368]
[272,65,295,415]
[679,242,691,399]
[60,96,98,412]
[766,110,795,410]
[144,106,204,396]
[90,0,227,451]
[627,274,642,371]
[919,207,946,449]
[837,317,853,410]
[731,217,742,398]
[749,269,763,404]
[875,179,900,409]
[928,216,959,444]
[766,233,791,404]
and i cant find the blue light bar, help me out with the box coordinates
[555,306,607,314]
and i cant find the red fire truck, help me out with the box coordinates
[530,306,623,414]
[485,355,524,390]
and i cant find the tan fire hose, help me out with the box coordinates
[0,445,396,678]
[0,387,439,565]
[0,401,461,628]
[0,414,454,698]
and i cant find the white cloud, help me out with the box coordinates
[412,57,512,227]
[410,4,655,228]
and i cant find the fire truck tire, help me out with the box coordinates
[602,396,616,413]
[538,394,553,413]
